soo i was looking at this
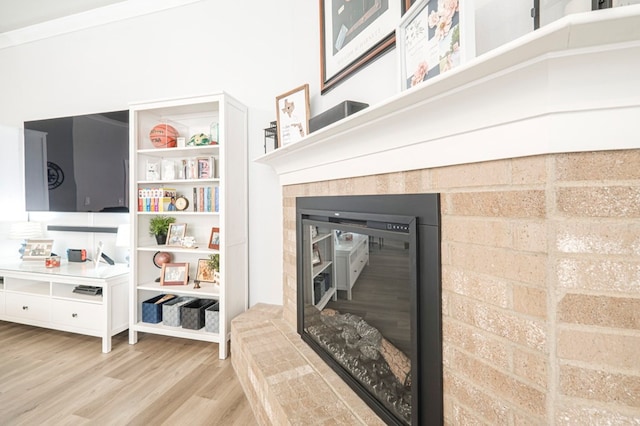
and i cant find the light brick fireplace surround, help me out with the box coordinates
[232,8,640,425]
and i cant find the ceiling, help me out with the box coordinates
[0,0,126,33]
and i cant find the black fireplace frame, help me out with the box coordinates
[296,194,442,425]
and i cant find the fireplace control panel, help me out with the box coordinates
[365,220,411,233]
[387,223,410,232]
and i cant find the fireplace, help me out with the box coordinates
[296,194,442,425]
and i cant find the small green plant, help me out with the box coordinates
[148,215,176,236]
[207,253,219,272]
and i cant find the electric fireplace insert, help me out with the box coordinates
[296,194,442,425]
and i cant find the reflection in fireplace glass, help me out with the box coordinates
[303,225,412,424]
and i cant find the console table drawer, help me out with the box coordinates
[51,299,102,332]
[6,293,50,322]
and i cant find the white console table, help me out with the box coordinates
[0,260,129,353]
[335,233,369,300]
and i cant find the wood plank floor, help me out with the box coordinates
[0,321,257,425]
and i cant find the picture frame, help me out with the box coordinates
[197,157,212,179]
[23,239,53,261]
[166,223,187,247]
[208,227,220,250]
[160,262,189,286]
[320,0,411,93]
[94,241,104,267]
[195,259,216,284]
[397,0,475,91]
[275,84,310,147]
[312,243,322,266]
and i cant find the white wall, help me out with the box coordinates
[0,0,535,306]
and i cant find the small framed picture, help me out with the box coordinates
[397,0,475,91]
[161,159,176,180]
[160,262,189,286]
[195,259,216,284]
[208,227,220,250]
[275,84,310,147]
[312,243,322,266]
[166,223,187,247]
[23,239,54,261]
[197,157,212,179]
[146,160,160,180]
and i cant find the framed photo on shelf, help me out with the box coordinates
[320,0,410,93]
[208,227,220,250]
[160,262,189,286]
[312,243,322,266]
[275,84,310,148]
[22,239,54,261]
[197,157,212,179]
[397,0,475,91]
[166,223,187,247]
[195,259,216,284]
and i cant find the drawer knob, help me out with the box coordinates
[22,305,28,310]
[72,313,78,318]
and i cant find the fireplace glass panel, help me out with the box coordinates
[301,219,415,425]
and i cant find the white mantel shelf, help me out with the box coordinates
[255,6,640,186]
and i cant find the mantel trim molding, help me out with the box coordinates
[255,6,640,186]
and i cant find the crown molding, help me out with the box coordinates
[0,0,203,50]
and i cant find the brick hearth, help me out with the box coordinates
[231,303,384,425]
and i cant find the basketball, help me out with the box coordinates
[149,124,179,148]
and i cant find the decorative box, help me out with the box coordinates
[162,296,197,327]
[142,294,173,323]
[309,100,368,133]
[205,301,220,333]
[181,299,216,330]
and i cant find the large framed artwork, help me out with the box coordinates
[397,0,475,91]
[320,0,412,93]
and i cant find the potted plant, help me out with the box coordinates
[149,215,176,245]
[207,253,221,285]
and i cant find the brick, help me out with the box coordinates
[443,369,510,424]
[432,161,512,188]
[557,329,640,370]
[555,150,640,181]
[448,242,546,287]
[513,348,548,389]
[442,217,513,250]
[443,319,510,370]
[512,220,547,253]
[555,402,640,425]
[450,294,547,352]
[558,294,640,330]
[446,190,546,218]
[443,268,510,309]
[402,168,431,193]
[513,410,547,426]
[554,221,640,255]
[513,285,547,319]
[560,364,640,408]
[556,258,640,293]
[511,155,548,185]
[556,186,640,218]
[450,348,547,416]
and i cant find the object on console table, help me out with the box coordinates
[309,101,368,133]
